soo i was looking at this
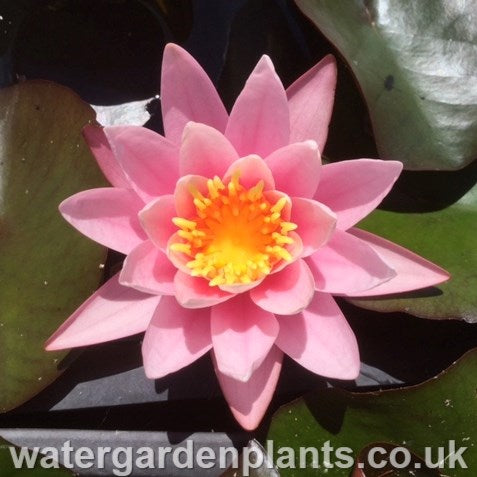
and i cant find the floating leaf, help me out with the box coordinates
[0,437,73,476]
[0,80,107,411]
[295,0,477,170]
[267,349,477,476]
[350,166,477,322]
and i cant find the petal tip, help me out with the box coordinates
[303,139,319,151]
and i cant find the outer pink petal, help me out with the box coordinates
[265,140,321,198]
[211,294,279,381]
[174,174,209,218]
[59,188,147,255]
[104,126,179,203]
[348,228,450,296]
[223,155,275,190]
[142,296,212,379]
[306,229,396,295]
[174,271,233,308]
[139,194,176,251]
[213,346,283,431]
[225,56,290,157]
[250,259,315,315]
[119,240,175,295]
[161,43,228,143]
[275,293,360,380]
[287,55,337,151]
[180,122,239,177]
[291,197,336,257]
[45,274,160,350]
[83,125,130,188]
[314,159,403,230]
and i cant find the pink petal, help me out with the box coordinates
[348,228,450,296]
[223,155,275,190]
[142,296,212,379]
[225,56,290,157]
[139,194,177,251]
[174,271,233,308]
[287,55,337,151]
[161,43,228,143]
[214,346,283,431]
[306,229,396,295]
[119,240,176,295]
[104,126,179,203]
[59,188,147,254]
[218,278,265,294]
[180,122,239,177]
[314,159,403,230]
[275,293,360,379]
[250,259,315,315]
[83,125,130,188]
[265,140,321,198]
[291,197,336,256]
[45,274,160,350]
[174,174,209,218]
[211,294,279,381]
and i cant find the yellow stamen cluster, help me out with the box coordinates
[170,172,297,286]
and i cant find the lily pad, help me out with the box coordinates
[267,348,477,476]
[350,166,477,322]
[0,438,73,476]
[295,0,477,170]
[0,80,107,411]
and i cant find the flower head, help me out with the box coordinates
[46,44,449,430]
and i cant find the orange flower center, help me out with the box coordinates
[170,172,297,286]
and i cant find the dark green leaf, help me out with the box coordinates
[267,349,477,476]
[0,80,107,411]
[295,0,477,170]
[350,167,477,322]
[0,438,74,476]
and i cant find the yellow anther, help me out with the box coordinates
[248,180,264,201]
[178,230,194,240]
[207,179,220,199]
[193,198,207,211]
[281,222,297,233]
[213,176,225,190]
[170,170,297,286]
[271,197,288,214]
[172,217,197,230]
[170,243,192,255]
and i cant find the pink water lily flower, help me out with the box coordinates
[46,44,449,430]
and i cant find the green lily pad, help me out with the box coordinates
[0,438,73,476]
[295,0,477,170]
[0,80,107,411]
[267,348,477,476]
[349,166,477,322]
